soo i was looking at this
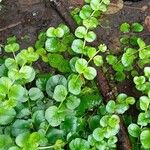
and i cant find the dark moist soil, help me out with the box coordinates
[0,0,149,94]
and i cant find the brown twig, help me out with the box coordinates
[45,0,77,32]
[0,21,22,32]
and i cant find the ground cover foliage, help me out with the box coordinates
[0,0,150,149]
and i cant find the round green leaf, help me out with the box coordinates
[8,146,20,150]
[0,134,13,149]
[15,132,30,147]
[69,57,79,72]
[125,97,135,105]
[137,38,146,49]
[75,58,88,74]
[46,27,55,37]
[144,67,150,78]
[46,74,67,97]
[46,27,64,38]
[85,31,96,42]
[29,87,44,101]
[79,5,92,19]
[140,130,150,149]
[71,39,84,54]
[93,128,105,141]
[75,26,87,38]
[139,96,150,111]
[0,108,16,125]
[93,55,103,66]
[106,55,118,65]
[106,100,116,114]
[9,84,26,101]
[0,77,12,99]
[83,66,97,80]
[58,24,70,34]
[83,17,99,29]
[53,85,68,102]
[120,22,130,33]
[66,95,80,110]
[87,47,97,58]
[45,106,65,127]
[5,58,17,70]
[131,23,144,32]
[98,44,107,52]
[134,76,145,85]
[45,38,61,52]
[128,123,141,138]
[54,27,65,38]
[19,66,35,83]
[12,119,32,137]
[69,138,90,150]
[108,115,120,128]
[4,43,20,53]
[68,74,83,95]
[60,116,77,133]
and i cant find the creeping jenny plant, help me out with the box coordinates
[0,0,150,150]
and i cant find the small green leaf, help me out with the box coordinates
[106,100,116,114]
[4,43,20,53]
[131,23,144,32]
[108,115,120,128]
[29,87,44,101]
[120,36,129,45]
[69,57,79,72]
[98,44,107,52]
[45,38,61,52]
[128,123,141,138]
[93,55,103,66]
[15,132,30,147]
[144,67,150,78]
[140,130,150,149]
[46,74,67,97]
[0,109,16,125]
[79,5,93,19]
[12,119,32,137]
[46,27,64,38]
[9,84,26,101]
[71,39,84,53]
[5,58,17,70]
[19,66,35,83]
[75,58,88,74]
[45,106,65,127]
[137,38,146,49]
[53,85,68,102]
[106,55,118,65]
[69,138,90,150]
[83,67,97,80]
[68,74,83,95]
[75,26,87,38]
[125,97,135,105]
[120,22,130,33]
[140,96,150,111]
[0,134,13,149]
[90,0,101,11]
[87,47,97,58]
[58,24,70,34]
[93,128,105,141]
[85,31,96,42]
[134,76,145,85]
[83,17,99,29]
[66,95,80,110]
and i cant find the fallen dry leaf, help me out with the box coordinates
[145,16,150,32]
[106,0,124,15]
